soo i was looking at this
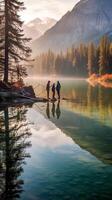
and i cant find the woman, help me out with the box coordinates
[46,80,50,99]
[52,83,56,100]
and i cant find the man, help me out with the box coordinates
[56,81,61,99]
[52,83,56,100]
[46,81,50,99]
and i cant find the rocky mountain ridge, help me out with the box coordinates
[31,0,112,56]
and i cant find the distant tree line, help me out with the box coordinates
[34,36,112,77]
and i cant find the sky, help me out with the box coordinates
[21,0,79,23]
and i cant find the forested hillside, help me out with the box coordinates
[33,36,112,77]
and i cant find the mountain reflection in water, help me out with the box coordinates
[23,103,112,200]
[0,106,31,200]
[31,79,112,165]
[2,78,112,200]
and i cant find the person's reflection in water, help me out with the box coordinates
[46,101,61,119]
[52,102,55,117]
[56,100,61,119]
[46,102,50,119]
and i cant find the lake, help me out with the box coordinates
[0,78,112,200]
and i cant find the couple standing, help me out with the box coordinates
[46,81,61,100]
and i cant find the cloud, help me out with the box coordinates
[21,0,79,23]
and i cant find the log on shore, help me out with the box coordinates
[0,92,48,102]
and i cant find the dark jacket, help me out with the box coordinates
[56,82,61,91]
[52,84,55,92]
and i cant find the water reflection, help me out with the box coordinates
[43,82,112,165]
[25,104,112,200]
[0,106,31,200]
[46,101,61,119]
[61,82,112,127]
[28,78,112,126]
[56,101,61,119]
[28,79,112,164]
[27,108,73,149]
[46,102,50,119]
[86,84,112,125]
[52,102,55,118]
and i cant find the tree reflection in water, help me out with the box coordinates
[0,106,31,200]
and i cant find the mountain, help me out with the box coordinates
[32,0,112,56]
[23,17,57,40]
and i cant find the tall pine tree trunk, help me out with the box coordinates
[4,0,8,83]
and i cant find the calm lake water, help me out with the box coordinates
[0,78,112,200]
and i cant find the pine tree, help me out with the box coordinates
[0,1,5,78]
[0,0,31,83]
[99,36,109,75]
[87,42,95,76]
[107,42,112,74]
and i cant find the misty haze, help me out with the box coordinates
[0,0,112,200]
